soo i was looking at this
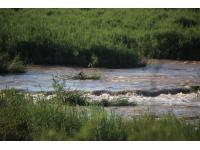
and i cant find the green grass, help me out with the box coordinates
[0,9,199,73]
[0,88,200,141]
[52,76,89,105]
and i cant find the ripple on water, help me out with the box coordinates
[0,60,200,118]
[0,60,200,92]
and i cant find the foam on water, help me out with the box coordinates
[0,59,200,118]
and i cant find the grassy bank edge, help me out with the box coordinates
[0,88,200,141]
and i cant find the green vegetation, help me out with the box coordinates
[52,76,89,105]
[0,9,199,73]
[98,97,136,106]
[0,54,25,73]
[72,71,101,80]
[0,88,200,141]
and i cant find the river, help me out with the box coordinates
[0,59,200,118]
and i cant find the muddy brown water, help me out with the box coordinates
[0,59,199,92]
[0,59,200,118]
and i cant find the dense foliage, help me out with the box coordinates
[0,9,200,72]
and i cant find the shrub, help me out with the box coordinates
[72,71,101,80]
[52,75,89,106]
[99,99,111,106]
[0,53,25,73]
[176,17,197,28]
[61,91,88,106]
[0,53,10,73]
[8,55,26,73]
[111,97,133,106]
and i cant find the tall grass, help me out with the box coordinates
[0,9,199,73]
[0,88,200,141]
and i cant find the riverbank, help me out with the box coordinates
[0,89,200,140]
[1,59,199,118]
[1,84,199,118]
[0,9,200,73]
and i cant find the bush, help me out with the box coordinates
[8,55,26,73]
[154,31,182,59]
[61,91,88,106]
[111,97,131,106]
[176,17,197,28]
[0,53,25,73]
[0,53,10,73]
[72,71,101,80]
[99,99,111,106]
[52,76,88,106]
